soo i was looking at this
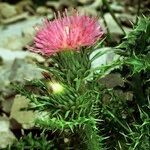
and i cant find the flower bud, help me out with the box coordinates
[47,81,64,94]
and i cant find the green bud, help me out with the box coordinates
[48,81,64,94]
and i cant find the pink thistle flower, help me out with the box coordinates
[30,10,104,55]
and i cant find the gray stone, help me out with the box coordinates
[10,95,35,129]
[0,16,42,50]
[104,13,131,35]
[0,117,16,149]
[0,3,17,19]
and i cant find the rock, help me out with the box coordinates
[10,95,35,129]
[0,117,9,132]
[1,12,29,24]
[90,47,119,69]
[0,56,3,65]
[99,73,124,88]
[0,65,11,87]
[0,48,45,64]
[5,36,27,50]
[36,6,48,15]
[0,48,30,63]
[36,6,52,15]
[0,3,17,19]
[89,0,103,8]
[46,0,75,10]
[0,117,16,149]
[46,1,61,10]
[119,14,136,27]
[104,13,131,36]
[2,99,14,114]
[26,53,45,63]
[0,16,42,50]
[77,0,103,16]
[78,0,94,5]
[77,6,98,16]
[0,49,43,88]
[86,47,121,80]
[16,0,34,14]
[110,3,124,13]
[8,59,43,82]
[36,6,53,19]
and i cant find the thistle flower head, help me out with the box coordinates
[30,9,104,55]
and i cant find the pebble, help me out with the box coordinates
[0,3,17,19]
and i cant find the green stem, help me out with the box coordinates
[102,0,126,35]
[84,124,103,150]
[106,109,130,133]
[132,73,145,106]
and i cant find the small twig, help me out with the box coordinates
[100,8,112,42]
[102,0,126,35]
[136,0,141,24]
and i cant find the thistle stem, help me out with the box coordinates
[106,109,130,133]
[132,73,145,106]
[84,124,103,150]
